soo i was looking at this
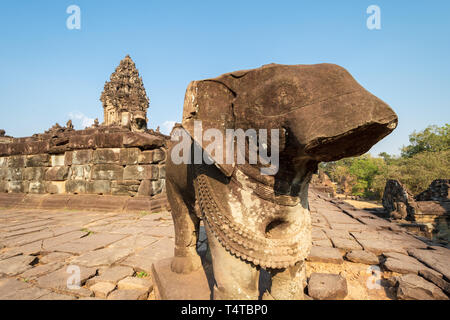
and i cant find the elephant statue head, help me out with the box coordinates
[165,63,397,300]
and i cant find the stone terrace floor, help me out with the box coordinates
[0,190,449,300]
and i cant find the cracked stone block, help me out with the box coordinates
[48,233,127,254]
[312,239,333,248]
[8,180,28,194]
[20,262,64,280]
[91,164,123,180]
[107,289,148,300]
[345,250,379,265]
[86,266,135,287]
[123,165,158,180]
[408,248,450,280]
[307,246,344,264]
[419,270,450,294]
[0,255,37,276]
[8,155,26,168]
[330,237,362,252]
[307,273,348,300]
[72,150,93,165]
[36,265,97,296]
[383,257,429,275]
[355,238,408,255]
[90,281,116,299]
[0,278,31,299]
[23,167,46,181]
[37,292,76,300]
[40,252,72,264]
[0,180,7,193]
[86,180,111,195]
[117,276,153,292]
[45,181,66,194]
[137,179,152,196]
[28,181,45,194]
[92,148,120,164]
[3,230,53,247]
[65,180,86,194]
[25,154,50,167]
[71,247,133,267]
[323,229,353,240]
[144,225,175,238]
[42,230,88,250]
[0,156,8,167]
[70,165,90,180]
[153,149,165,163]
[122,238,174,273]
[1,285,51,300]
[111,180,140,196]
[311,228,328,241]
[382,252,433,275]
[45,166,70,181]
[395,274,448,300]
[138,150,153,164]
[120,148,140,165]
[51,155,65,167]
[6,168,23,181]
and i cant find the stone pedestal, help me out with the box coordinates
[151,258,214,300]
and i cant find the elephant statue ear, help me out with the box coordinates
[181,80,236,177]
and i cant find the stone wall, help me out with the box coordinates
[0,126,168,198]
[382,179,450,244]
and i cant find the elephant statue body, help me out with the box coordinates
[166,63,398,299]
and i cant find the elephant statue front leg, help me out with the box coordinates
[265,261,307,300]
[205,223,261,300]
[166,179,202,274]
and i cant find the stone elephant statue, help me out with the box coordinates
[165,63,398,299]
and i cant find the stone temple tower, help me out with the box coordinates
[100,55,149,132]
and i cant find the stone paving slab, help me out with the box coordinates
[0,207,173,300]
[0,189,449,300]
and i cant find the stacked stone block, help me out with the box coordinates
[0,143,167,198]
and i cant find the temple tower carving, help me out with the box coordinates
[100,55,149,132]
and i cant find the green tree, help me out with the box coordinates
[401,124,450,158]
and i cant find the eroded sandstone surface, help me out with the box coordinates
[0,188,448,300]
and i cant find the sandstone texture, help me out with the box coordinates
[0,188,449,300]
[382,179,449,244]
[0,209,174,300]
[307,273,348,300]
[0,55,169,207]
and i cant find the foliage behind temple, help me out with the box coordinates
[320,124,450,199]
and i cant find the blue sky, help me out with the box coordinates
[0,1,449,156]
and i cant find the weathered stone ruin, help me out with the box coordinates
[311,171,336,198]
[416,179,450,202]
[0,56,169,213]
[155,63,398,300]
[382,179,419,220]
[382,179,450,244]
[101,55,150,132]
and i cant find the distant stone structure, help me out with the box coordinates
[0,55,170,213]
[415,179,450,202]
[382,179,418,220]
[0,127,167,197]
[311,171,336,197]
[100,55,149,132]
[383,179,450,244]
